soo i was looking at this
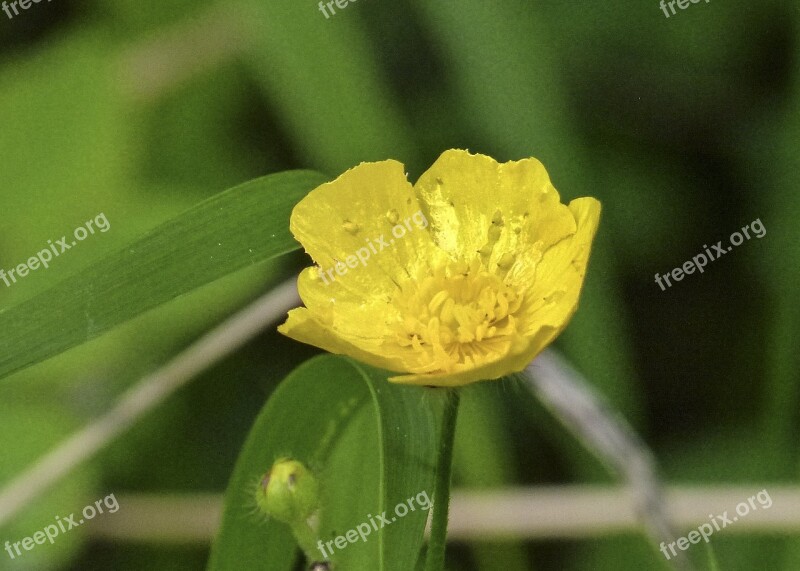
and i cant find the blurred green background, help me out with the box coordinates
[0,0,797,569]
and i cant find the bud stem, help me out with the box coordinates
[290,519,320,563]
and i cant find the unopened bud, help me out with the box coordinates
[256,458,320,524]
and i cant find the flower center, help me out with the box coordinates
[390,258,524,373]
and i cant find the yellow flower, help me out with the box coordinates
[278,149,601,387]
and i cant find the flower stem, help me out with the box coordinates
[424,389,461,571]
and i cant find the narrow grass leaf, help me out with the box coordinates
[0,170,328,382]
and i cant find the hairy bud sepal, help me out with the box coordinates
[256,458,319,523]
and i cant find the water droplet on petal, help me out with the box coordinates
[342,220,360,234]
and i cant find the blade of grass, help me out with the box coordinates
[0,170,328,382]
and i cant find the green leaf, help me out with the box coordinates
[208,355,443,571]
[0,170,328,382]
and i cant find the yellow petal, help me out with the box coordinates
[520,197,602,335]
[290,266,410,370]
[414,149,576,261]
[278,306,403,372]
[290,159,444,299]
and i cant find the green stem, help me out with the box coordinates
[291,519,321,564]
[424,389,461,571]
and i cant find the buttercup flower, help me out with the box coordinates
[279,149,600,387]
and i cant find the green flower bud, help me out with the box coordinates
[256,458,320,524]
